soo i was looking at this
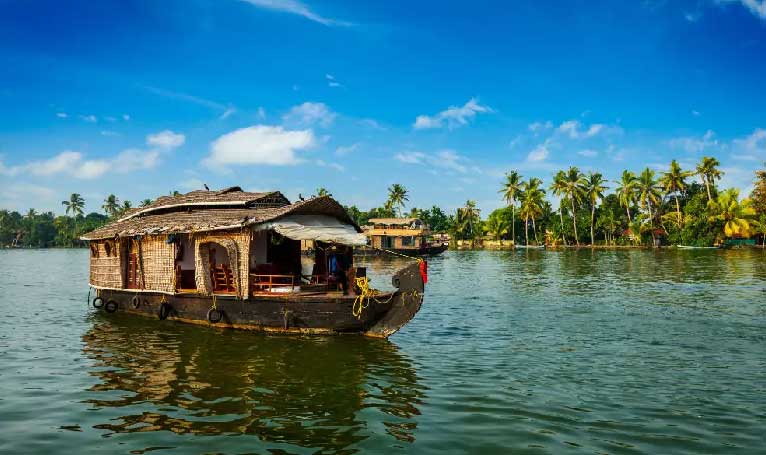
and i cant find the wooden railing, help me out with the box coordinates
[250,274,296,294]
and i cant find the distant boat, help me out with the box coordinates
[676,245,719,249]
[358,217,448,257]
[515,245,545,249]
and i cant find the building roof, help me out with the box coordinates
[366,217,420,225]
[82,189,359,240]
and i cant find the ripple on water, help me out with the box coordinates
[0,249,765,454]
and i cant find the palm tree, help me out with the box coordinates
[139,198,153,207]
[61,193,85,217]
[615,170,638,224]
[563,167,586,246]
[696,156,723,202]
[519,178,545,245]
[499,171,523,244]
[660,160,689,224]
[484,215,509,241]
[585,172,608,245]
[120,200,133,216]
[316,187,330,197]
[456,200,481,243]
[637,167,662,245]
[387,184,409,217]
[707,189,755,239]
[102,194,120,217]
[549,170,569,246]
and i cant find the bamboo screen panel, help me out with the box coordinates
[89,240,123,288]
[139,235,175,293]
[193,231,250,298]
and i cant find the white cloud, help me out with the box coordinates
[56,112,68,118]
[358,118,385,130]
[80,114,97,123]
[413,98,492,130]
[685,10,702,22]
[204,125,316,167]
[394,149,471,173]
[556,120,618,139]
[105,116,116,122]
[100,130,120,137]
[668,129,718,153]
[325,73,343,88]
[123,114,130,121]
[220,106,236,120]
[240,0,351,26]
[692,110,701,117]
[335,143,359,156]
[731,0,766,19]
[283,102,336,127]
[528,121,553,133]
[731,128,766,161]
[578,149,598,157]
[113,149,161,173]
[257,107,266,120]
[0,151,110,180]
[315,159,344,172]
[146,130,186,149]
[527,144,549,162]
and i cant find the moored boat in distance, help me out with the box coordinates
[81,187,426,338]
[357,217,448,257]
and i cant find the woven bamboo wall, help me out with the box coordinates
[89,240,123,288]
[139,235,175,293]
[193,231,250,297]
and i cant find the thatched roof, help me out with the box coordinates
[81,188,359,240]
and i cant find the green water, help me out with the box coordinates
[1,249,764,454]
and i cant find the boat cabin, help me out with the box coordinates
[82,187,367,298]
[363,218,431,250]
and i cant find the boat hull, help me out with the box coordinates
[91,262,425,338]
[355,244,448,257]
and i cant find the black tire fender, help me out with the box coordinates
[104,300,118,313]
[158,302,172,320]
[92,297,104,309]
[207,308,223,324]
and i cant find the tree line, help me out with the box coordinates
[3,159,765,248]
[0,193,155,248]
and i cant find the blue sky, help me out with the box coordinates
[1,0,765,215]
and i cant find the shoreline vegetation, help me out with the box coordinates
[2,159,766,250]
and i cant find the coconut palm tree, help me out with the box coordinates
[455,200,481,244]
[316,187,330,197]
[120,200,132,216]
[751,214,766,247]
[585,172,608,245]
[139,198,153,207]
[549,170,569,245]
[615,170,638,224]
[499,170,523,243]
[707,188,755,239]
[563,166,586,245]
[484,215,509,241]
[696,156,723,202]
[61,193,85,217]
[519,178,545,245]
[387,184,409,217]
[660,159,689,224]
[102,194,120,217]
[637,167,662,245]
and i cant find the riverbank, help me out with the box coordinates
[452,239,766,250]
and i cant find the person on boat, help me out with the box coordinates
[329,247,350,295]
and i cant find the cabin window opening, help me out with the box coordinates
[250,230,301,295]
[382,236,395,249]
[174,234,197,291]
[104,240,114,257]
[90,243,99,258]
[208,242,236,294]
[401,236,414,247]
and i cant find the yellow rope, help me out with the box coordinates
[211,293,218,310]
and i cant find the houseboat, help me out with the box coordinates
[358,217,448,256]
[81,187,426,338]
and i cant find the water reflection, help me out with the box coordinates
[82,314,425,452]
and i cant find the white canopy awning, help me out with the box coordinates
[255,214,368,246]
